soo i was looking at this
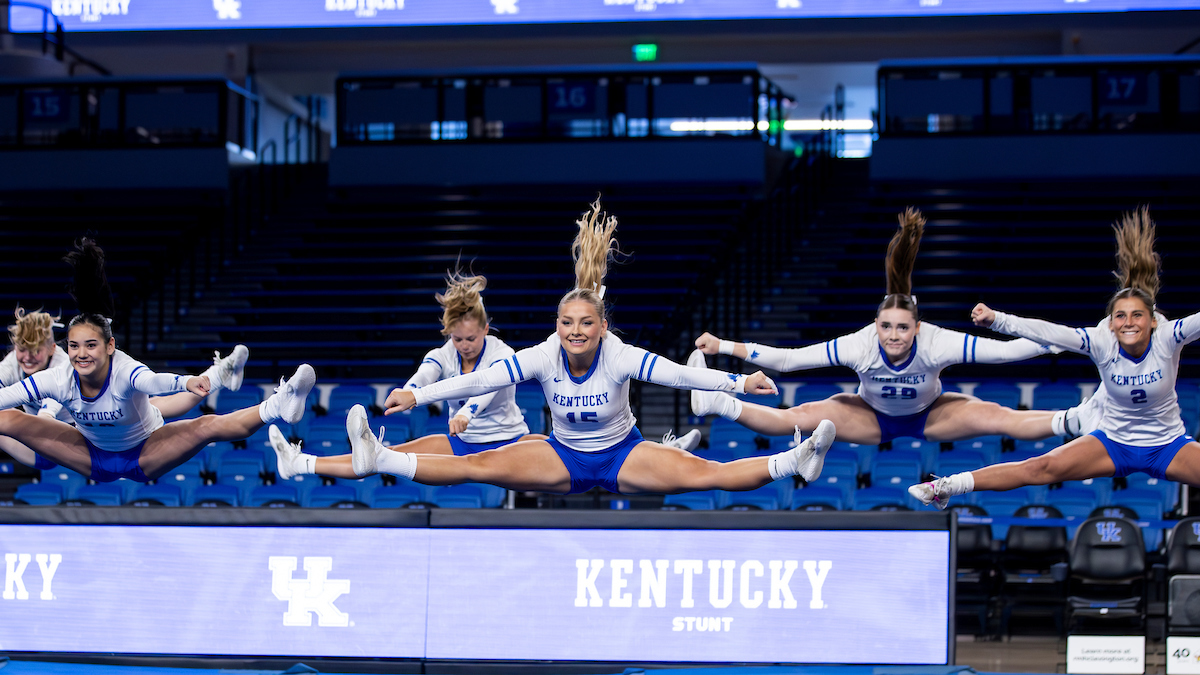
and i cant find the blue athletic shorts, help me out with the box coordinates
[448,435,522,456]
[875,406,933,444]
[87,439,150,483]
[1090,430,1193,480]
[547,428,644,495]
[33,454,58,471]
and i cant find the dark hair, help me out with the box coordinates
[1106,207,1160,317]
[63,237,114,342]
[877,207,925,319]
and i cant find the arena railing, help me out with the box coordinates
[1,1,109,75]
[877,55,1200,137]
[336,63,789,148]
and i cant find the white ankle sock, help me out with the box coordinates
[767,448,799,481]
[717,396,744,421]
[376,450,417,480]
[293,453,317,476]
[1050,410,1067,436]
[945,471,975,495]
[259,398,279,424]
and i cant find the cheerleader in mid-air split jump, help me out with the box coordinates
[0,238,313,482]
[911,208,1200,508]
[313,200,835,495]
[690,208,1102,446]
[0,307,249,470]
[270,267,702,481]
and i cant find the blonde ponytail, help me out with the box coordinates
[436,270,489,336]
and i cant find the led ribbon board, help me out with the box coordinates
[0,518,951,662]
[8,0,1199,32]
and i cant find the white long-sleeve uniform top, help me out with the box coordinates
[0,350,190,451]
[741,322,1056,417]
[412,332,750,452]
[991,310,1200,445]
[0,346,72,422]
[402,335,529,443]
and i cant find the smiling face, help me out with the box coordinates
[66,323,114,380]
[449,318,488,365]
[557,299,607,361]
[875,307,920,363]
[1109,296,1156,355]
[13,340,55,376]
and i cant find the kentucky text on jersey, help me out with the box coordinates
[1110,370,1163,386]
[72,409,125,422]
[552,392,611,407]
[870,374,928,385]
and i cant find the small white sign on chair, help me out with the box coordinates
[1167,636,1200,674]
[1067,635,1145,674]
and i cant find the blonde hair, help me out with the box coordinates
[1107,206,1161,315]
[9,307,58,352]
[436,270,489,336]
[559,198,621,321]
[878,207,925,318]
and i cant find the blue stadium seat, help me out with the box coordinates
[1178,382,1200,436]
[161,472,204,505]
[203,441,237,473]
[1031,382,1081,410]
[1105,489,1167,550]
[934,449,985,477]
[976,487,1047,539]
[191,484,240,507]
[1012,438,1062,457]
[1060,477,1113,506]
[702,447,740,464]
[829,441,875,475]
[662,491,718,511]
[248,484,300,508]
[853,486,912,511]
[304,427,350,456]
[277,474,324,505]
[954,436,1002,465]
[1125,472,1180,513]
[38,468,86,500]
[790,485,845,511]
[327,384,378,416]
[14,483,62,505]
[371,483,427,508]
[724,481,791,510]
[335,475,385,504]
[217,450,266,476]
[307,484,364,508]
[792,384,844,406]
[973,383,1021,410]
[890,437,939,475]
[516,388,547,434]
[171,456,205,479]
[111,478,142,503]
[131,483,183,507]
[870,450,923,487]
[72,483,123,506]
[432,484,485,508]
[215,460,264,504]
[810,455,857,505]
[214,388,263,415]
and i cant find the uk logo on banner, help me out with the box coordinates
[269,556,350,627]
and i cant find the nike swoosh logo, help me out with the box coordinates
[553,377,563,382]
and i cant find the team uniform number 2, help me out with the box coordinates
[1131,389,1147,404]
[566,412,599,423]
[881,386,917,399]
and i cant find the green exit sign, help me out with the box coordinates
[632,43,658,62]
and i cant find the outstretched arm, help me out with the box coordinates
[127,366,206,397]
[1165,311,1200,348]
[0,371,66,410]
[959,334,1059,364]
[402,351,445,390]
[387,349,544,414]
[695,331,846,372]
[626,347,777,395]
[972,303,1095,356]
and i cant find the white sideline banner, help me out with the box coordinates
[1167,637,1200,674]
